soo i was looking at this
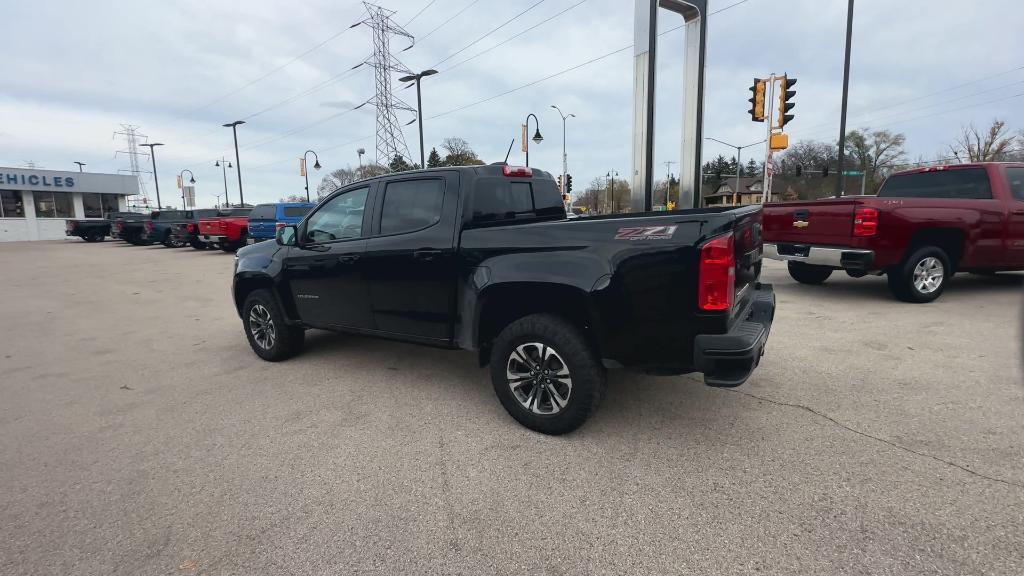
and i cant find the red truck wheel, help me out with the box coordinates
[887,246,950,303]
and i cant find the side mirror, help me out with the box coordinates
[276,224,298,246]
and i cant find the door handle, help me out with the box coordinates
[1012,209,1024,215]
[338,254,360,264]
[414,249,442,261]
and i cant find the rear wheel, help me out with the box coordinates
[887,246,950,303]
[191,240,207,250]
[242,289,305,361]
[787,262,834,285]
[489,314,605,435]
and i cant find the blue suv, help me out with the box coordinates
[247,202,316,243]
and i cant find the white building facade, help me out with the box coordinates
[0,167,140,242]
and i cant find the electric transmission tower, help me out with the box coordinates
[355,2,417,167]
[113,124,150,207]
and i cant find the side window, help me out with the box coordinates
[379,179,445,235]
[250,205,273,219]
[304,187,369,243]
[878,168,992,199]
[283,206,312,218]
[1006,168,1024,201]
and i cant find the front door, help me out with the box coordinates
[282,185,374,329]
[362,173,458,342]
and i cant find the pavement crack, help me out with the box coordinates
[726,389,1024,490]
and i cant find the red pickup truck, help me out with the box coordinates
[197,208,251,252]
[763,162,1024,302]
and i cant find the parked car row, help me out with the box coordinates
[66,202,315,252]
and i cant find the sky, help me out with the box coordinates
[2,0,1023,208]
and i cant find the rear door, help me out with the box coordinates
[1003,166,1024,266]
[762,199,858,246]
[362,172,459,342]
[281,185,374,329]
[247,205,276,239]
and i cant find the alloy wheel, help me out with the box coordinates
[913,257,944,294]
[248,304,277,350]
[506,342,572,415]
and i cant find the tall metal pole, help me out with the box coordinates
[524,113,541,167]
[303,150,319,202]
[139,143,164,208]
[735,146,742,207]
[219,158,230,207]
[551,105,575,210]
[223,121,246,206]
[835,0,855,197]
[762,73,776,204]
[415,78,425,169]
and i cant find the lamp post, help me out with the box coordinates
[302,150,321,202]
[357,148,365,178]
[138,142,164,208]
[222,120,246,206]
[398,69,438,169]
[606,170,618,214]
[214,157,232,207]
[550,105,575,208]
[836,0,855,197]
[178,169,195,210]
[73,161,86,172]
[705,137,766,206]
[523,113,543,167]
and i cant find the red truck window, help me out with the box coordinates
[879,168,992,200]
[1006,167,1024,201]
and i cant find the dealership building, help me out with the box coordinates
[0,166,140,242]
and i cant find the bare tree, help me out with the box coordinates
[845,128,906,190]
[440,137,484,166]
[950,119,1017,161]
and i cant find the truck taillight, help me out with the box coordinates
[145,221,153,233]
[853,207,878,237]
[187,223,196,233]
[67,221,75,230]
[275,222,286,229]
[698,233,736,312]
[116,221,124,230]
[502,165,533,178]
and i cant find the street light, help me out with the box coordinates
[214,158,233,207]
[398,69,438,169]
[523,113,543,167]
[222,120,246,206]
[550,105,575,207]
[705,137,766,206]
[606,170,618,214]
[302,150,321,202]
[138,142,164,208]
[73,161,86,172]
[178,169,196,210]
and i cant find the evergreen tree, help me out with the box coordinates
[389,154,414,173]
[426,148,442,168]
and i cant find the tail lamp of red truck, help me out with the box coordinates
[853,207,878,237]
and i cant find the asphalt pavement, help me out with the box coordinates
[1,240,1022,575]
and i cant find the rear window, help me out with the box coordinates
[219,208,252,216]
[878,168,992,199]
[283,206,312,218]
[250,205,274,219]
[1006,167,1024,201]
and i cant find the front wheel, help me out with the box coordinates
[489,314,605,435]
[242,289,305,361]
[787,261,833,285]
[888,246,950,303]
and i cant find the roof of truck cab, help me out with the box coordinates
[893,162,1024,176]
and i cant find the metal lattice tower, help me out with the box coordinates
[357,2,417,167]
[113,124,150,207]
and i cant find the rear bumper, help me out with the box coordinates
[764,243,874,270]
[694,283,775,388]
[201,235,226,243]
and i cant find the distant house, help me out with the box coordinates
[703,177,779,206]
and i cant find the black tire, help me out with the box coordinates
[221,243,237,252]
[83,232,102,243]
[887,245,950,303]
[787,261,834,285]
[191,240,207,250]
[161,231,174,248]
[242,289,305,361]
[489,314,605,435]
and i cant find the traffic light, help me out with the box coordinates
[565,173,573,194]
[557,175,563,192]
[795,165,803,177]
[776,75,797,128]
[748,78,766,122]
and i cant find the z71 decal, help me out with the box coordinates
[614,225,678,240]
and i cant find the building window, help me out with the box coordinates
[101,194,119,217]
[82,193,103,218]
[1,190,25,218]
[34,192,74,218]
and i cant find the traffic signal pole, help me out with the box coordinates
[762,74,776,204]
[835,0,855,197]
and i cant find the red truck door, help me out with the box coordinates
[1003,166,1024,266]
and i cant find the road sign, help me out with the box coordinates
[843,170,863,176]
[183,185,195,208]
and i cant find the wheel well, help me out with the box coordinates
[233,276,276,316]
[907,228,964,270]
[476,283,595,365]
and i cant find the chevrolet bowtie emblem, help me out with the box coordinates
[793,220,809,228]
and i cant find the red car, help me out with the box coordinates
[198,207,251,252]
[763,162,1024,302]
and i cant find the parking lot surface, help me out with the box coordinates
[1,240,1022,576]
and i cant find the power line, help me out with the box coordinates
[404,0,438,25]
[431,0,549,68]
[416,0,482,43]
[444,0,591,73]
[243,64,370,121]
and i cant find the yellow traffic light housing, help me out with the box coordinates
[776,75,797,129]
[769,132,789,151]
[748,78,766,122]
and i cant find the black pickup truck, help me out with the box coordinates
[232,164,775,434]
[169,209,222,249]
[65,219,110,242]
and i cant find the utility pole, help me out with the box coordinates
[836,0,855,197]
[707,138,765,206]
[606,170,618,214]
[138,142,164,208]
[215,157,231,207]
[663,160,678,207]
[223,121,245,206]
[551,105,575,205]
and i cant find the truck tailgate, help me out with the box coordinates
[762,199,858,246]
